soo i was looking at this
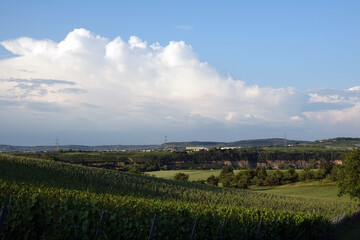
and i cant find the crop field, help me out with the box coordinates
[0,154,359,239]
[148,169,304,181]
[148,169,228,181]
[249,181,352,200]
[149,170,354,201]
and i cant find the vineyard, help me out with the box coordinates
[0,154,359,239]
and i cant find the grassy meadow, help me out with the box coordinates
[249,180,351,200]
[148,169,303,180]
[148,169,226,181]
[149,170,352,200]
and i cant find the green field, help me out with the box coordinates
[148,169,303,181]
[148,169,360,240]
[149,170,352,200]
[148,169,227,180]
[249,181,351,200]
[1,154,359,239]
[2,154,354,217]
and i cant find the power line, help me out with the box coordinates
[56,138,59,152]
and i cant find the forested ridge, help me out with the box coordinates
[11,148,346,171]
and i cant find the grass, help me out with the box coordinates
[148,169,225,181]
[249,180,353,201]
[150,170,355,203]
[149,169,306,181]
[149,170,356,204]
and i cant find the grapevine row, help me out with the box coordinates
[0,180,331,240]
[0,154,357,219]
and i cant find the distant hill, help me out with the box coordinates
[162,138,309,148]
[225,138,307,147]
[1,137,359,152]
[0,144,158,152]
[163,141,225,148]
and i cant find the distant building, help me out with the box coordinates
[186,147,208,151]
[220,147,242,150]
[164,148,177,152]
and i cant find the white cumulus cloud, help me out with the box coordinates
[348,86,360,91]
[0,28,359,142]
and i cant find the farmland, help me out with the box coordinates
[149,170,350,200]
[148,169,305,181]
[0,151,359,239]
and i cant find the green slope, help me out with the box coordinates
[0,154,358,219]
[1,154,359,239]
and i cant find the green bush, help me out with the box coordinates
[206,175,219,186]
[128,167,143,175]
[337,149,360,201]
[172,172,189,182]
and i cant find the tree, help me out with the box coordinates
[172,172,189,182]
[264,175,278,186]
[337,149,360,201]
[298,167,315,181]
[256,167,268,181]
[233,173,249,189]
[328,165,341,181]
[219,166,235,187]
[128,167,142,175]
[221,174,234,187]
[219,165,234,178]
[319,159,333,175]
[251,176,263,186]
[283,168,298,183]
[314,168,326,179]
[273,170,284,183]
[207,175,219,186]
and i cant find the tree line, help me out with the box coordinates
[172,160,342,189]
[146,148,345,171]
[11,148,346,172]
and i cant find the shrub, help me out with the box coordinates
[337,149,360,201]
[221,174,234,187]
[172,172,189,182]
[128,167,142,175]
[206,175,219,186]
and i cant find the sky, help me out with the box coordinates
[0,0,359,145]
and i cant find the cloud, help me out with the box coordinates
[1,37,57,56]
[0,78,82,99]
[303,104,360,127]
[128,36,147,49]
[0,28,359,142]
[349,86,360,91]
[289,116,303,121]
[308,93,342,104]
[5,78,75,85]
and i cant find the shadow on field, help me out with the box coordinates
[248,188,274,192]
[335,211,360,240]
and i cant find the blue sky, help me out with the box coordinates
[0,1,359,145]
